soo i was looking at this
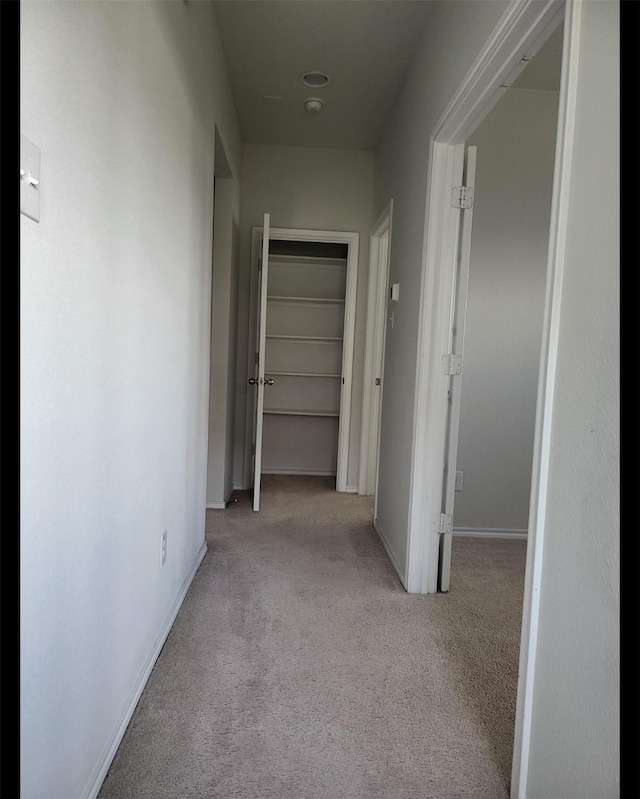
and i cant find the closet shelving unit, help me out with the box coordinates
[261,250,347,476]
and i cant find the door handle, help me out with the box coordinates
[265,379,274,386]
[248,378,258,385]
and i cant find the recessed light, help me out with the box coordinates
[300,71,331,88]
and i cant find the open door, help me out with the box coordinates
[252,213,271,511]
[438,146,477,590]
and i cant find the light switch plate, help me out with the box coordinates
[390,282,400,302]
[21,133,41,223]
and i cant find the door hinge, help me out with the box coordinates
[451,186,473,209]
[251,442,256,455]
[442,353,463,375]
[433,513,453,535]
[375,377,381,386]
[255,352,259,365]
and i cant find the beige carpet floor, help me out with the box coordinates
[98,475,526,799]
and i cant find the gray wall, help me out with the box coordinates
[525,1,619,794]
[373,0,510,572]
[454,88,559,532]
[207,176,241,506]
[20,2,241,796]
[234,143,375,490]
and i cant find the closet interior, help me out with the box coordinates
[261,238,348,479]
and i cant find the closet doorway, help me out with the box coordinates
[245,215,359,510]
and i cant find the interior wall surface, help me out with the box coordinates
[372,0,510,574]
[20,2,241,797]
[525,1,619,794]
[454,88,559,533]
[207,177,237,506]
[234,143,375,490]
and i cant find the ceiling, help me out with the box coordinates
[212,1,563,152]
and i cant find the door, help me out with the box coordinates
[252,212,271,511]
[438,146,477,590]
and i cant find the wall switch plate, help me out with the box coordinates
[455,471,463,491]
[20,133,41,223]
[161,530,167,567]
[390,282,400,302]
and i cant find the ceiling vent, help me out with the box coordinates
[300,71,331,88]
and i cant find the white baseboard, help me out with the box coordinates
[373,518,407,588]
[261,468,337,476]
[232,482,245,491]
[345,485,358,493]
[453,527,528,540]
[82,542,208,799]
[206,501,227,510]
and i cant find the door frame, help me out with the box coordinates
[400,0,581,794]
[244,225,359,494]
[358,199,394,497]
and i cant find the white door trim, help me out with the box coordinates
[400,0,572,796]
[359,199,394,497]
[244,226,359,494]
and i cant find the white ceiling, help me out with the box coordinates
[212,0,433,150]
[212,1,563,152]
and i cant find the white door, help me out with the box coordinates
[252,213,271,511]
[438,146,477,590]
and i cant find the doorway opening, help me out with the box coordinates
[244,221,359,510]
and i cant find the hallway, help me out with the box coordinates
[98,477,526,799]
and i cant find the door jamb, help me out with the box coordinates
[402,0,576,796]
[359,199,394,497]
[244,226,359,494]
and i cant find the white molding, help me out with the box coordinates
[406,0,566,595]
[232,482,245,491]
[373,518,406,589]
[453,527,528,540]
[245,225,359,496]
[359,199,394,497]
[206,501,227,509]
[512,2,577,796]
[345,485,358,494]
[82,543,208,799]
[261,468,336,477]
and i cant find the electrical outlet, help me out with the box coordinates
[455,471,463,491]
[161,530,167,567]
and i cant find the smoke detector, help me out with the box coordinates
[304,97,324,114]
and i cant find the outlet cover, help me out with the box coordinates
[455,471,463,491]
[161,530,167,567]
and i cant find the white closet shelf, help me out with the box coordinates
[267,295,345,304]
[263,408,340,417]
[266,371,341,378]
[266,334,343,342]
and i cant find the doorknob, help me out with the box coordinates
[248,378,258,385]
[265,379,275,386]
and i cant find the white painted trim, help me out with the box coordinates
[511,3,578,797]
[206,501,227,510]
[373,519,406,588]
[406,0,566,595]
[359,199,394,497]
[244,226,359,496]
[261,468,336,477]
[82,543,208,799]
[453,528,528,540]
[345,485,358,494]
[232,482,245,491]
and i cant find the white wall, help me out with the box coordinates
[454,88,559,533]
[20,2,241,797]
[373,0,510,574]
[524,1,619,794]
[234,144,375,490]
[207,176,240,507]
